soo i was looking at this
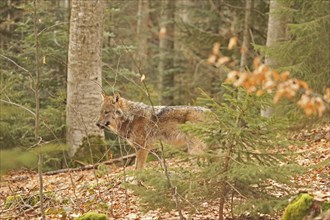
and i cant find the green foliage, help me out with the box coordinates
[322,202,330,212]
[257,0,330,93]
[0,105,35,148]
[39,90,66,141]
[95,164,111,178]
[236,197,289,215]
[0,148,37,174]
[30,143,68,170]
[1,0,68,151]
[75,212,107,220]
[183,85,303,215]
[127,167,196,212]
[4,195,22,209]
[128,169,175,211]
[272,99,330,130]
[0,143,67,174]
[130,85,303,216]
[282,193,314,220]
[4,191,55,209]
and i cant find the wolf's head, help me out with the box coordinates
[96,93,124,129]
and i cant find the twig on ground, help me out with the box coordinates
[44,154,136,175]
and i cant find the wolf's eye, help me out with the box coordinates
[104,110,110,115]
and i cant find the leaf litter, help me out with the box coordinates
[0,125,329,219]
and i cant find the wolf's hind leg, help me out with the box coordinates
[135,148,149,170]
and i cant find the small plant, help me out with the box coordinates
[75,212,107,220]
[4,195,23,209]
[182,85,303,217]
[4,191,55,209]
[129,85,304,219]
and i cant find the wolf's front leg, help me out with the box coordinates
[135,148,149,170]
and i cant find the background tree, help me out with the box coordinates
[66,0,105,156]
[1,1,68,172]
[135,0,150,75]
[240,0,254,72]
[258,0,330,93]
[257,0,330,121]
[260,0,289,117]
[158,0,176,105]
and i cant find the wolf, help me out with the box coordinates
[96,93,208,170]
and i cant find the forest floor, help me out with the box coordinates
[0,124,329,220]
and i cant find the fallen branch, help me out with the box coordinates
[44,154,136,175]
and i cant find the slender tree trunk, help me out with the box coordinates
[261,0,288,117]
[33,1,45,219]
[135,0,149,74]
[218,143,233,220]
[136,0,149,35]
[176,0,193,103]
[66,0,105,156]
[240,0,254,72]
[158,0,175,105]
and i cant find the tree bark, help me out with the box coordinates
[66,0,105,156]
[261,0,288,117]
[135,0,149,74]
[158,0,175,106]
[33,1,45,219]
[240,0,254,72]
[218,143,233,220]
[265,0,288,67]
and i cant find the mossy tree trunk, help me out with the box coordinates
[66,0,105,156]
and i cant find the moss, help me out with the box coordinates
[5,191,56,209]
[96,164,110,177]
[322,201,330,211]
[75,212,107,220]
[4,195,22,209]
[282,193,314,220]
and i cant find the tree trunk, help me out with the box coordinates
[265,0,288,67]
[135,0,149,74]
[240,0,254,72]
[176,0,194,103]
[261,0,288,117]
[158,0,175,105]
[218,143,234,220]
[33,1,45,219]
[66,0,105,156]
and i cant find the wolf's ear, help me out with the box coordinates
[101,92,106,101]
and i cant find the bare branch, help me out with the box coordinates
[0,98,35,116]
[0,54,30,73]
[44,154,136,175]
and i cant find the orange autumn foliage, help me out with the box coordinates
[208,41,330,117]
